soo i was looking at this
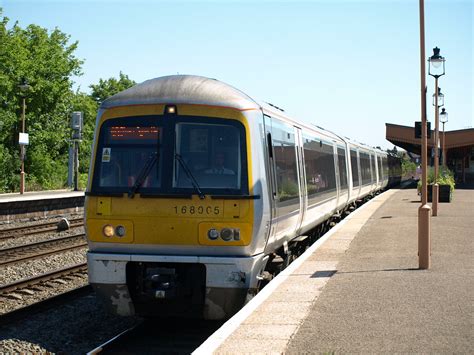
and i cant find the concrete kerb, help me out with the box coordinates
[193,189,397,354]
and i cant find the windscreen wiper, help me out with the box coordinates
[174,154,205,200]
[128,152,158,198]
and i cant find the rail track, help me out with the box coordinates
[89,318,224,354]
[0,262,88,297]
[0,233,87,266]
[0,285,92,326]
[0,217,84,241]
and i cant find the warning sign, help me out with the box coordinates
[102,148,111,162]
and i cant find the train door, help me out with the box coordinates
[333,141,341,209]
[295,127,307,235]
[263,115,278,246]
[266,117,301,243]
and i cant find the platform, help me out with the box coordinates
[194,186,473,354]
[0,190,84,203]
[0,190,84,223]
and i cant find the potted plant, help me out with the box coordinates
[417,166,455,202]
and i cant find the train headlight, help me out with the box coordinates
[208,228,219,240]
[115,225,126,237]
[165,105,177,114]
[220,228,233,241]
[103,224,115,238]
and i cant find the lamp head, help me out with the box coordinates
[432,87,445,107]
[428,47,446,78]
[439,108,448,123]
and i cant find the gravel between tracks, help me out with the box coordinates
[0,292,140,354]
[0,213,141,354]
[0,226,85,250]
[0,213,83,229]
[0,248,88,314]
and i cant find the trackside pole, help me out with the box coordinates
[418,0,431,269]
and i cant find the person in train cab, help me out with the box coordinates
[205,152,235,175]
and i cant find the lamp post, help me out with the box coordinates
[418,0,430,269]
[440,108,448,167]
[428,47,446,217]
[18,78,31,194]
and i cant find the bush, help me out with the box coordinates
[417,166,455,193]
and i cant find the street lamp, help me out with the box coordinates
[440,108,448,167]
[428,47,446,217]
[432,87,444,107]
[18,77,31,194]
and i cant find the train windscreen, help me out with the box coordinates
[173,121,244,191]
[91,115,248,196]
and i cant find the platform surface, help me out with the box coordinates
[195,186,473,354]
[0,190,84,203]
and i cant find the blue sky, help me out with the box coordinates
[2,0,472,149]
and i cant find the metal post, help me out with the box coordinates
[432,78,440,216]
[74,140,79,191]
[442,122,446,169]
[20,97,26,194]
[418,0,430,269]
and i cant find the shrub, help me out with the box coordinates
[417,166,455,193]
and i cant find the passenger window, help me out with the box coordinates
[378,156,383,180]
[360,152,372,185]
[350,149,360,187]
[337,147,348,190]
[303,134,337,205]
[271,120,299,205]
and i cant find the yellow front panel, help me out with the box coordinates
[86,104,255,247]
[97,197,111,215]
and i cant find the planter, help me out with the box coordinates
[427,184,452,203]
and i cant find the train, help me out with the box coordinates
[85,75,402,320]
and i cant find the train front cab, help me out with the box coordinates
[85,104,270,320]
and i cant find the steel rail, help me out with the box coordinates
[0,218,84,240]
[0,234,87,266]
[1,233,86,254]
[0,262,88,295]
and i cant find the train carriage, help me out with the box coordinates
[85,75,394,320]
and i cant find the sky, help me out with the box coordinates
[1,0,473,150]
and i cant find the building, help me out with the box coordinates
[386,123,474,183]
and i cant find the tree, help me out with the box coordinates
[90,72,136,105]
[0,10,137,192]
[0,10,83,191]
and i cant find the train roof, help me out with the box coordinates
[101,75,260,111]
[100,75,387,154]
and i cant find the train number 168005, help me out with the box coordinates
[173,205,220,215]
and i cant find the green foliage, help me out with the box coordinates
[90,72,136,104]
[402,159,417,178]
[0,10,136,192]
[0,10,82,192]
[417,166,455,193]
